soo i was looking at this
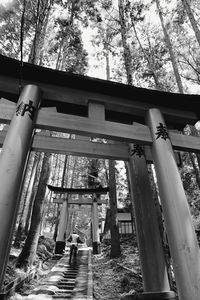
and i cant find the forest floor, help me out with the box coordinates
[3,235,56,299]
[9,257,60,299]
[92,236,143,300]
[4,235,143,299]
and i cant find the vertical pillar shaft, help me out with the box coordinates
[128,151,170,293]
[0,85,41,288]
[146,108,200,300]
[92,195,100,254]
[55,200,68,254]
[88,101,105,254]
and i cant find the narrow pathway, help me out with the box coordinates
[21,246,92,299]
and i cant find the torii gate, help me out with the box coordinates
[48,185,109,255]
[0,54,200,299]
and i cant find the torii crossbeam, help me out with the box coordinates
[47,185,109,194]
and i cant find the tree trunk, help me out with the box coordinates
[42,190,52,231]
[13,153,36,247]
[53,204,60,241]
[52,154,63,240]
[53,154,68,240]
[24,153,43,235]
[155,0,184,93]
[130,11,161,90]
[60,40,69,71]
[61,155,68,186]
[38,0,54,65]
[105,49,110,81]
[29,0,54,64]
[109,160,121,258]
[188,125,200,170]
[118,0,133,85]
[60,2,75,71]
[18,153,36,226]
[189,152,200,189]
[181,0,200,47]
[16,153,51,269]
[105,49,121,257]
[125,162,136,232]
[184,125,200,189]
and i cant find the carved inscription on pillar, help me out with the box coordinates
[130,144,144,157]
[16,100,36,120]
[155,122,169,140]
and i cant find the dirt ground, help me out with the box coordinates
[92,237,143,300]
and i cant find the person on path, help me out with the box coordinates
[67,231,83,264]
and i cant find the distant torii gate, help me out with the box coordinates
[48,186,109,255]
[1,55,200,299]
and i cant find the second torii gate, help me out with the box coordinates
[48,186,109,255]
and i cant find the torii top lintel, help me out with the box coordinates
[0,54,199,128]
[47,185,109,195]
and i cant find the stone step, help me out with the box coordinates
[57,284,75,290]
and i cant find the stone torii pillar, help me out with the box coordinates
[128,148,175,299]
[146,108,200,300]
[55,198,68,255]
[128,145,175,300]
[0,85,41,289]
[92,194,100,254]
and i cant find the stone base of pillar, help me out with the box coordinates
[137,291,176,299]
[92,242,100,254]
[55,241,66,255]
[122,291,176,300]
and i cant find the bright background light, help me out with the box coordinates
[1,0,14,8]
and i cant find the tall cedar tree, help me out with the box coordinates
[181,0,200,47]
[105,41,121,257]
[28,0,54,64]
[16,153,51,269]
[13,153,39,247]
[23,152,43,235]
[155,0,184,93]
[129,2,162,90]
[118,0,133,85]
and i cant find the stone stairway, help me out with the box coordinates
[25,247,92,300]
